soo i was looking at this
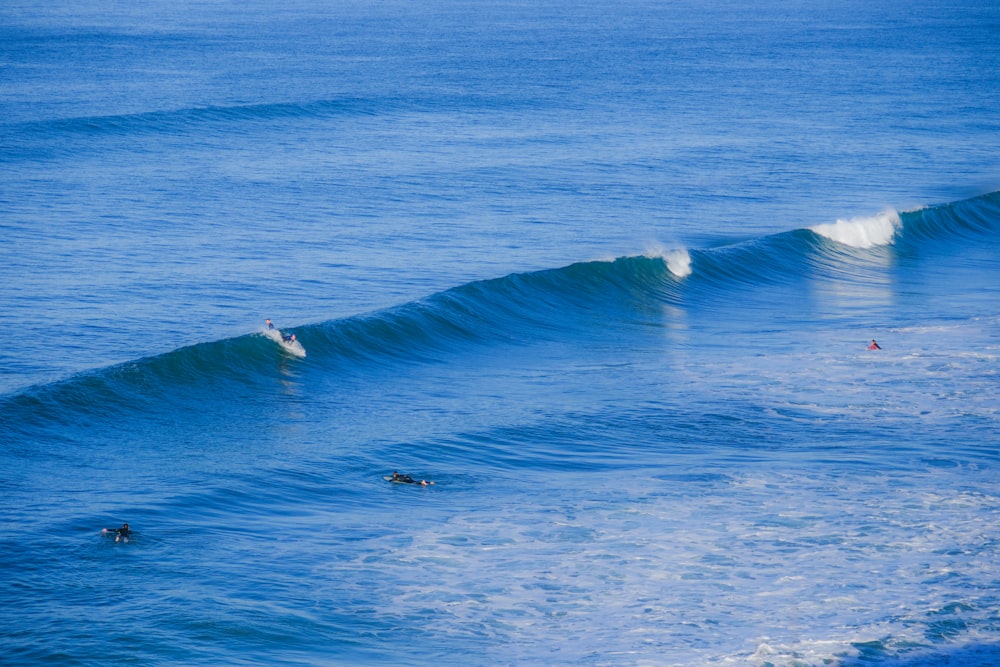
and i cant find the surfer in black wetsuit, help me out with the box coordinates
[103,523,131,542]
[390,471,434,486]
[266,319,275,330]
[282,333,296,343]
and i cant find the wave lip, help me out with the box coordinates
[810,210,902,248]
[644,245,692,279]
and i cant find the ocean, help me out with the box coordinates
[1,0,999,664]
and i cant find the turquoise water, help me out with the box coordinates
[2,1,999,664]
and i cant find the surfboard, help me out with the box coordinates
[102,528,132,542]
[263,327,306,358]
[383,475,434,485]
[383,475,411,483]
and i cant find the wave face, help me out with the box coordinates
[898,190,1000,243]
[3,191,997,437]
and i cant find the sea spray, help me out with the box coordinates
[644,245,692,278]
[810,210,902,248]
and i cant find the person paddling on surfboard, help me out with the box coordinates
[102,523,131,542]
[868,339,882,350]
[390,471,434,486]
[282,333,296,343]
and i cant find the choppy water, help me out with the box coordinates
[2,1,999,664]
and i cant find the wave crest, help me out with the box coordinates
[810,210,902,248]
[645,246,692,278]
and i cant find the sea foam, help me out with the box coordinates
[645,246,692,278]
[810,210,901,248]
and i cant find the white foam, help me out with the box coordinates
[810,210,901,248]
[645,245,692,278]
[747,639,863,666]
[308,466,1000,666]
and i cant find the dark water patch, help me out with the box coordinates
[841,642,1000,667]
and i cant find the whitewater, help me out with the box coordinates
[2,0,999,665]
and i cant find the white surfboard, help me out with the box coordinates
[263,327,306,358]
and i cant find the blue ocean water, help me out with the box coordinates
[2,0,999,664]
